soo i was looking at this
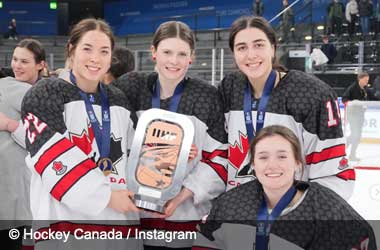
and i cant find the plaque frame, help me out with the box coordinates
[127,108,194,213]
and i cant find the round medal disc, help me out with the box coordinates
[98,158,113,176]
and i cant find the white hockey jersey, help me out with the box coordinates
[114,72,228,248]
[22,78,142,250]
[220,70,355,200]
[0,77,32,228]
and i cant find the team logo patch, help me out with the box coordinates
[229,131,254,178]
[52,161,67,175]
[338,157,349,170]
[70,124,122,175]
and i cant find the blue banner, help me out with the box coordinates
[0,1,57,36]
[104,0,348,35]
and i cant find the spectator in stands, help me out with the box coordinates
[113,20,225,250]
[358,0,373,35]
[327,0,345,36]
[193,125,376,250]
[280,0,294,43]
[321,35,337,64]
[346,0,359,35]
[3,18,18,40]
[0,38,46,250]
[252,0,264,17]
[220,16,354,200]
[342,72,378,161]
[103,47,134,84]
[373,75,380,99]
[376,2,380,33]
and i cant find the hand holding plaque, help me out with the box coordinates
[127,109,194,213]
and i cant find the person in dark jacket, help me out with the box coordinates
[342,72,377,161]
[280,0,294,43]
[358,0,373,35]
[327,0,345,36]
[321,35,337,64]
[252,0,264,16]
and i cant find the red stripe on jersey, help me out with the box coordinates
[305,144,346,165]
[355,166,380,170]
[203,149,228,159]
[336,169,356,181]
[141,218,199,232]
[35,138,74,176]
[35,222,140,242]
[50,158,96,201]
[201,150,228,184]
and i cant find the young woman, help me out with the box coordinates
[113,21,227,249]
[193,125,376,250]
[21,18,142,250]
[0,38,45,250]
[221,16,354,200]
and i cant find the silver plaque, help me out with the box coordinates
[127,109,194,213]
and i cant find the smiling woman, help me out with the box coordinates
[0,38,45,250]
[193,125,377,250]
[11,39,46,84]
[221,16,355,200]
[113,21,227,250]
[20,18,143,250]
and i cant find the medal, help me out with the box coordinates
[98,158,113,176]
[70,71,113,175]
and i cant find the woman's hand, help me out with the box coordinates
[0,112,19,132]
[144,187,194,218]
[107,190,139,213]
[188,144,198,163]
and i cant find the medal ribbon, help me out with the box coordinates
[69,71,111,166]
[255,185,296,250]
[152,78,186,112]
[244,70,277,142]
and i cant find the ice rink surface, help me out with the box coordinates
[347,144,380,247]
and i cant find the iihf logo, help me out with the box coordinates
[89,94,95,103]
[88,111,96,121]
[258,111,264,121]
[52,161,67,175]
[245,112,251,123]
[104,110,110,121]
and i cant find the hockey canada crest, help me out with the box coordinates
[229,131,253,178]
[69,123,123,175]
[52,161,67,175]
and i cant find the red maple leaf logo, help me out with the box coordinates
[70,124,95,155]
[229,132,250,170]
